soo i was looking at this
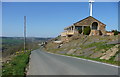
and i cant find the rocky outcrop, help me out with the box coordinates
[67,49,76,55]
[114,53,120,61]
[100,45,119,60]
[44,35,119,62]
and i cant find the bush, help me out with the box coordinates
[83,26,91,35]
[111,30,119,35]
[114,30,119,35]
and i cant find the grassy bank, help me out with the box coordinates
[2,51,31,77]
[62,54,120,66]
[44,35,120,66]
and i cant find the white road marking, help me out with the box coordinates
[46,51,119,68]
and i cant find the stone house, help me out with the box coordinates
[61,16,106,37]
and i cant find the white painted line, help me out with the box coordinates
[46,51,119,68]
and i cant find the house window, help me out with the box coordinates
[92,22,98,30]
[75,26,82,30]
[75,26,82,34]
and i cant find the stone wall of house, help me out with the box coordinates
[89,30,101,36]
[62,16,106,36]
[98,23,106,35]
[74,16,106,35]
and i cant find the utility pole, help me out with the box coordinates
[24,16,26,52]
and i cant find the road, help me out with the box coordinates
[27,49,118,75]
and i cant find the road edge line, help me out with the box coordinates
[46,51,119,68]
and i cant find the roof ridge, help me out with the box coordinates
[64,16,106,29]
[74,16,105,25]
[73,16,91,25]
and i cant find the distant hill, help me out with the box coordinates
[2,37,52,61]
[1,37,52,46]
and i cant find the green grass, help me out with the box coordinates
[45,42,119,66]
[80,42,115,52]
[95,44,115,51]
[63,54,120,66]
[2,51,31,77]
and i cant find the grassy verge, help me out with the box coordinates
[63,54,120,66]
[80,42,115,51]
[2,51,31,77]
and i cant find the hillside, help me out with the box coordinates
[43,34,120,65]
[2,37,52,62]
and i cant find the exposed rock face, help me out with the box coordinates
[90,49,105,58]
[114,53,120,61]
[100,45,119,60]
[83,51,94,57]
[67,49,76,55]
[45,35,120,62]
[90,51,103,58]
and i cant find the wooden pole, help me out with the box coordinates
[24,16,26,52]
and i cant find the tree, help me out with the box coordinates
[83,26,91,35]
[114,30,119,35]
[111,30,119,35]
[111,30,115,32]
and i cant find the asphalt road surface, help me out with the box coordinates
[27,49,118,75]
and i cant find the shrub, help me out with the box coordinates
[83,26,91,35]
[114,30,119,35]
[111,30,119,35]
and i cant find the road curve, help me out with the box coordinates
[27,49,118,75]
